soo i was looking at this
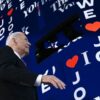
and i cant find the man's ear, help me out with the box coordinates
[12,38,17,45]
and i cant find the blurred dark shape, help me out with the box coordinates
[35,14,82,63]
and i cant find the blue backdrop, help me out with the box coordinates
[0,0,100,99]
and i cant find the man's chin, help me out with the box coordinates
[25,51,29,56]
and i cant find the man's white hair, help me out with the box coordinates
[6,32,24,46]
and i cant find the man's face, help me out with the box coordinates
[15,33,31,56]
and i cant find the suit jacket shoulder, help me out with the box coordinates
[0,46,17,65]
[0,46,38,86]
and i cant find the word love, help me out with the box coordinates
[85,21,100,32]
[66,55,79,68]
[7,8,14,16]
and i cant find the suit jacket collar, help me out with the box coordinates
[0,46,26,69]
[14,51,21,59]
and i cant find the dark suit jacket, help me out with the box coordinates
[0,46,38,100]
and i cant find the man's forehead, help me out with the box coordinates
[20,33,28,40]
[18,32,26,37]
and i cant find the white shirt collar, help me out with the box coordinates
[14,51,21,59]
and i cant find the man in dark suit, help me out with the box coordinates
[0,32,66,100]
